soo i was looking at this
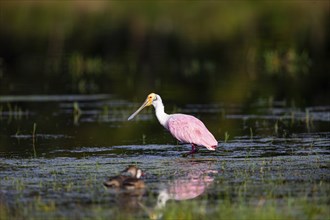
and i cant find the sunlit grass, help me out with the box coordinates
[2,179,328,220]
[161,197,329,220]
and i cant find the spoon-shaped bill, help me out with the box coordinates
[128,99,149,121]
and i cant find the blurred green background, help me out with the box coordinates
[0,1,329,105]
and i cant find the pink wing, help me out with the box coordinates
[167,114,217,150]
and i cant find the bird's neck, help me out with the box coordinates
[154,103,169,129]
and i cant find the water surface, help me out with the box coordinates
[0,95,329,219]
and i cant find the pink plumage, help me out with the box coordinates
[128,93,218,155]
[167,114,217,151]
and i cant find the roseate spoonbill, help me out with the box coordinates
[104,165,145,189]
[128,93,218,156]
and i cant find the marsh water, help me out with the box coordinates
[1,1,330,219]
[0,93,329,219]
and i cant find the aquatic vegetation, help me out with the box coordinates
[249,127,253,139]
[0,103,26,123]
[0,152,328,219]
[32,122,37,157]
[274,121,279,136]
[0,1,328,104]
[224,132,230,143]
[73,101,82,125]
[0,97,329,219]
[263,49,312,76]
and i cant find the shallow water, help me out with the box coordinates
[0,95,329,219]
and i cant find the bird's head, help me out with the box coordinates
[128,93,161,120]
[145,93,158,107]
[122,165,144,178]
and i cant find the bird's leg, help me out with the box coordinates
[191,144,200,153]
[182,144,198,157]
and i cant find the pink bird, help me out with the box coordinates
[128,93,217,156]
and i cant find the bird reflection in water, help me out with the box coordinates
[103,163,217,219]
[141,162,217,219]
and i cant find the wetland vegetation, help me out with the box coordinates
[0,1,329,220]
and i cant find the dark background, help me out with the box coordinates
[0,1,329,106]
